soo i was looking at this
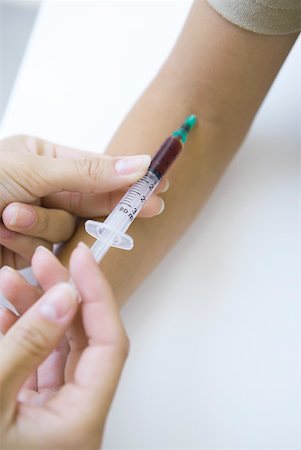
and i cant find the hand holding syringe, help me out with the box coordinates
[85,115,197,263]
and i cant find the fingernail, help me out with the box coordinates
[5,205,35,228]
[0,265,16,274]
[156,198,165,215]
[39,282,78,320]
[161,179,170,193]
[115,155,151,175]
[77,241,89,250]
[0,305,17,317]
[35,245,53,255]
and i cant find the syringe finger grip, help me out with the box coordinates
[85,220,134,250]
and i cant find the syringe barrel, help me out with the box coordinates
[86,115,196,263]
[148,136,183,178]
[103,136,183,235]
[104,170,161,234]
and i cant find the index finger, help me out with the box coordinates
[58,243,128,418]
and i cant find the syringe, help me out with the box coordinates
[85,115,197,264]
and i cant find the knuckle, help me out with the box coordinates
[68,191,84,215]
[22,155,53,198]
[74,157,105,189]
[35,208,50,234]
[34,207,75,241]
[10,325,48,359]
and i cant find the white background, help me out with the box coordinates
[0,0,39,120]
[0,1,300,449]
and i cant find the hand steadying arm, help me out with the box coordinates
[59,0,298,305]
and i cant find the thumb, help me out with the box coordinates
[36,153,151,195]
[0,282,78,422]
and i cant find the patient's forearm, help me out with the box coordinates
[59,1,297,305]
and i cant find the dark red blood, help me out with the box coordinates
[149,137,183,178]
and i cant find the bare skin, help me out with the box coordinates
[0,244,128,450]
[58,0,299,305]
[0,136,167,268]
[0,2,298,447]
